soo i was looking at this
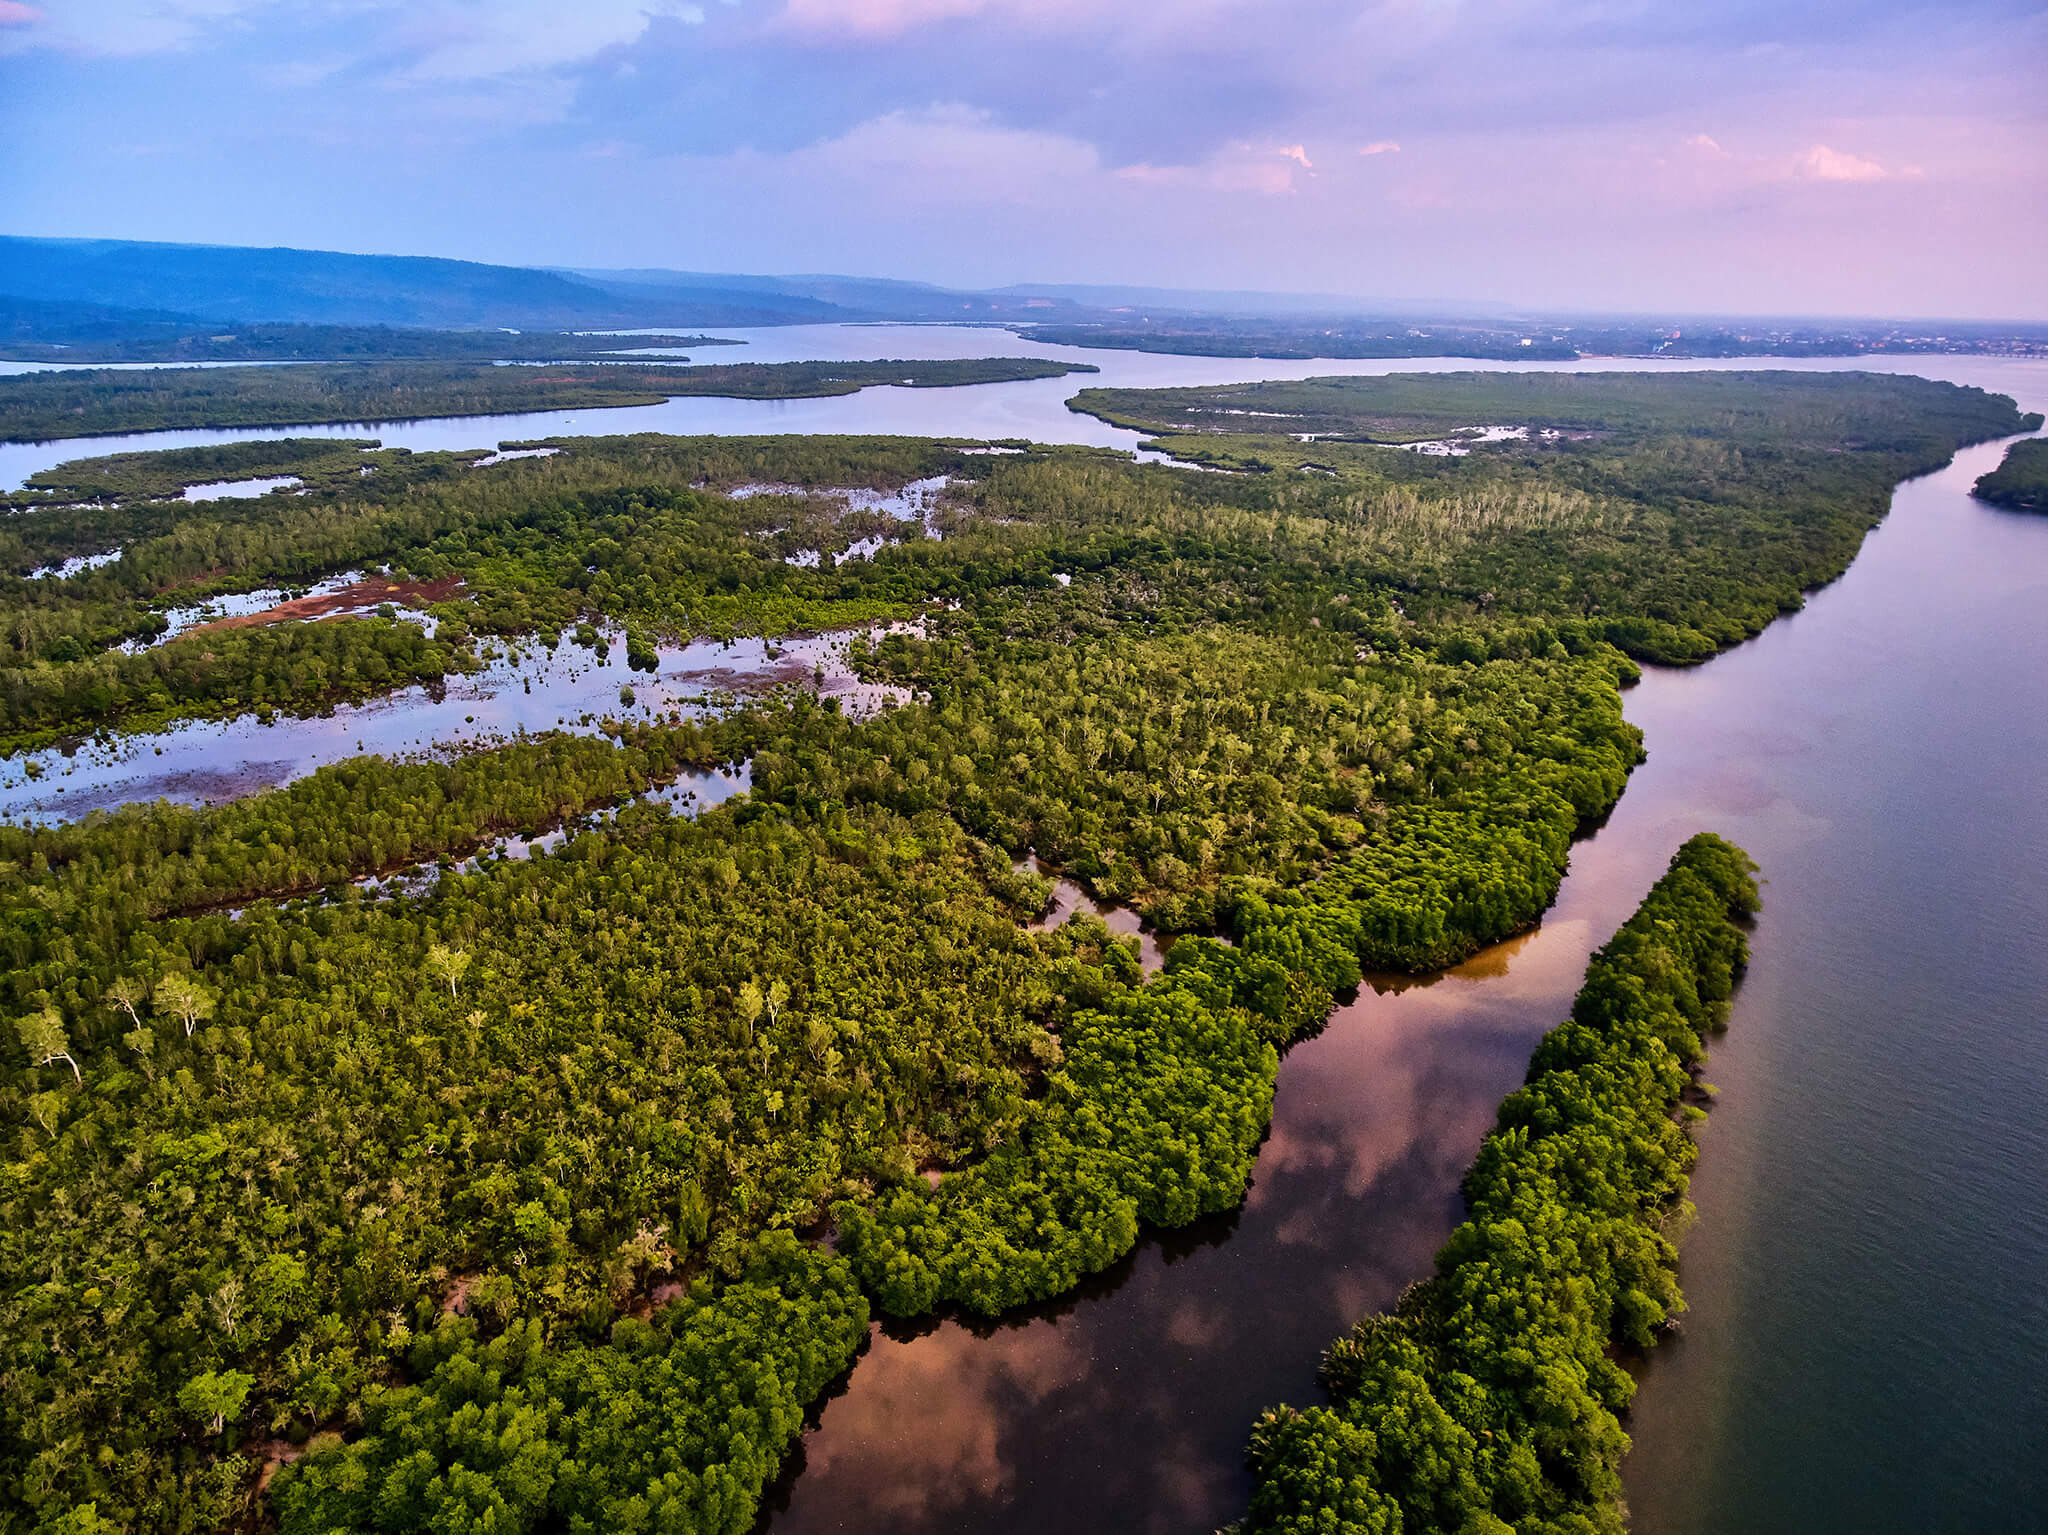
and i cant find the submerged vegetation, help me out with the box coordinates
[0,357,1094,443]
[0,372,2028,1533]
[1971,436,2048,512]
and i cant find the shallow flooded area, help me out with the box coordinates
[0,622,916,824]
[1023,855,1171,973]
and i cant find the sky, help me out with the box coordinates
[2,0,2044,317]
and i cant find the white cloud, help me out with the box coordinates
[17,0,704,76]
[1683,133,1725,155]
[21,0,250,55]
[388,3,705,82]
[1278,143,1313,169]
[1791,143,1893,182]
[1357,140,1400,156]
[801,104,1101,197]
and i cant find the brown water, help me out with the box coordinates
[760,398,2048,1532]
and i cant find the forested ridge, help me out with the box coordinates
[0,373,2027,1533]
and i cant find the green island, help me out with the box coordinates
[1970,436,2048,511]
[1025,322,1579,361]
[0,372,2032,1534]
[0,358,1094,444]
[10,439,388,511]
[1027,318,2046,362]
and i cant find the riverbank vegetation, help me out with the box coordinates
[1971,437,2048,512]
[0,373,2029,1532]
[4,373,2029,749]
[1241,833,1759,1535]
[0,357,1094,443]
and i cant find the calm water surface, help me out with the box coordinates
[1618,424,2048,1534]
[4,325,2034,489]
[0,625,912,823]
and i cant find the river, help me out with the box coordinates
[9,333,2044,1531]
[747,356,2048,1535]
[2,324,2037,489]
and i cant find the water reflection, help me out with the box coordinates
[768,847,1662,1535]
[1619,427,2048,1535]
[1021,854,1170,972]
[182,474,302,501]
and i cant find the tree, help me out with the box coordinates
[153,974,216,1037]
[736,981,764,1046]
[17,1006,80,1082]
[123,1026,158,1080]
[177,1370,253,1436]
[105,974,147,1025]
[425,943,471,998]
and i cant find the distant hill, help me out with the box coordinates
[0,237,861,329]
[0,235,1525,337]
[10,237,2029,364]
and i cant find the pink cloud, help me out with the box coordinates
[1357,140,1400,156]
[0,1,43,24]
[1683,133,1726,156]
[1278,144,1313,169]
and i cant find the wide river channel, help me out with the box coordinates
[8,336,2044,1532]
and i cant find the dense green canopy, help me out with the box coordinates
[1971,436,2048,512]
[0,371,2025,1533]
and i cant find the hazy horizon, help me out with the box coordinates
[3,1,2043,321]
[12,231,2048,329]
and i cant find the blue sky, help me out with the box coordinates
[3,0,2043,316]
